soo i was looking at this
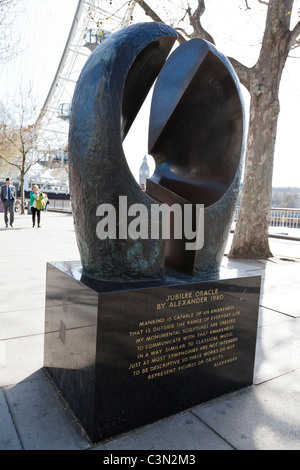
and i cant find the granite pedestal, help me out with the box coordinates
[44,262,260,443]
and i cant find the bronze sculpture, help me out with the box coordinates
[68,22,245,280]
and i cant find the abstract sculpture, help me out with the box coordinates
[46,25,257,444]
[68,22,245,280]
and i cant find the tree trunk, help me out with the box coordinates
[229,72,280,258]
[229,0,295,259]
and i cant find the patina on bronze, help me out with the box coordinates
[69,23,245,280]
[69,23,177,280]
[147,38,245,275]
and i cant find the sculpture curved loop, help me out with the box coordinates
[69,23,177,280]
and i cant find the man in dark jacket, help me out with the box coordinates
[0,178,16,227]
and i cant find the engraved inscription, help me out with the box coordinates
[128,288,241,379]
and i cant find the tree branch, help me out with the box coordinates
[187,1,215,44]
[134,0,163,23]
[24,161,35,174]
[2,132,21,153]
[289,20,300,50]
[134,0,186,43]
[228,57,251,90]
[0,155,21,171]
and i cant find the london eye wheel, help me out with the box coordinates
[36,0,137,159]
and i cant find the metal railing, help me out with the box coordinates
[269,208,300,229]
[234,207,300,229]
[47,199,72,212]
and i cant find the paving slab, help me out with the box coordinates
[0,213,299,450]
[258,316,300,355]
[193,370,300,450]
[0,335,44,387]
[94,412,234,451]
[270,238,300,259]
[260,291,300,317]
[0,389,22,450]
[0,292,46,314]
[3,372,90,450]
[258,306,291,327]
[221,257,267,272]
[254,313,300,384]
[0,307,45,340]
[254,336,300,384]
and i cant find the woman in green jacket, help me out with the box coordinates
[30,185,45,228]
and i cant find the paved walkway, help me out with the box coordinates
[0,211,300,450]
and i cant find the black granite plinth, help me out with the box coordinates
[44,261,260,443]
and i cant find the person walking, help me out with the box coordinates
[44,193,49,211]
[0,178,16,227]
[30,185,45,228]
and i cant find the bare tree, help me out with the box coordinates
[0,0,19,62]
[228,0,300,258]
[0,89,43,214]
[131,0,300,259]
